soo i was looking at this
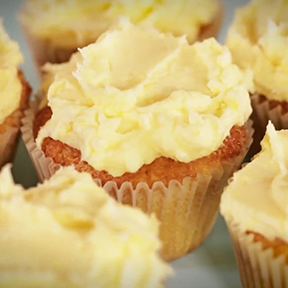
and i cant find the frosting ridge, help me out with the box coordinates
[0,20,23,124]
[226,0,288,101]
[19,0,220,46]
[221,122,288,241]
[0,165,172,287]
[36,22,252,176]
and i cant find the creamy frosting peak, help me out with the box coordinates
[0,21,23,67]
[226,0,288,101]
[0,20,23,124]
[0,165,172,287]
[37,22,252,177]
[19,0,220,46]
[221,122,288,241]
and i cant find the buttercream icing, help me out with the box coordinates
[19,0,220,46]
[221,122,288,241]
[36,21,252,177]
[0,20,23,125]
[0,164,172,287]
[226,0,288,101]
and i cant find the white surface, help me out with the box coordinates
[0,0,249,287]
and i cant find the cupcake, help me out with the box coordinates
[221,122,288,288]
[0,20,31,168]
[21,21,253,261]
[18,0,223,75]
[226,0,288,158]
[0,164,172,287]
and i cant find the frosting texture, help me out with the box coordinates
[226,0,288,101]
[0,165,171,287]
[0,20,23,124]
[37,22,252,177]
[19,0,220,45]
[221,122,288,241]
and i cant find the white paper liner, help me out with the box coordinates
[21,99,60,181]
[226,220,288,288]
[21,97,253,261]
[248,93,288,159]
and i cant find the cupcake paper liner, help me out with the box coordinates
[226,220,288,288]
[251,93,288,130]
[21,97,253,261]
[21,98,60,181]
[248,93,288,159]
[0,109,23,168]
[0,70,31,168]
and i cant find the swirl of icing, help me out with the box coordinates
[0,20,23,124]
[37,21,252,176]
[0,165,172,287]
[226,0,288,101]
[221,122,288,241]
[19,0,220,46]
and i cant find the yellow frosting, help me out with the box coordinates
[221,122,288,241]
[226,0,288,101]
[0,165,172,287]
[19,0,220,46]
[36,21,252,177]
[0,20,23,125]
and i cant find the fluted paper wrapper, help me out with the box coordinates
[248,93,288,159]
[21,98,253,261]
[226,221,288,288]
[0,109,24,168]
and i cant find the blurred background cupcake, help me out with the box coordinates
[0,20,31,168]
[0,164,172,287]
[226,0,288,158]
[18,0,223,75]
[22,21,253,261]
[221,122,288,288]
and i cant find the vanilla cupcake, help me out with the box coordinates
[21,21,253,261]
[0,164,171,287]
[18,0,223,75]
[221,122,288,288]
[0,20,31,168]
[226,0,288,157]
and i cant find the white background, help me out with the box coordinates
[0,0,249,287]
